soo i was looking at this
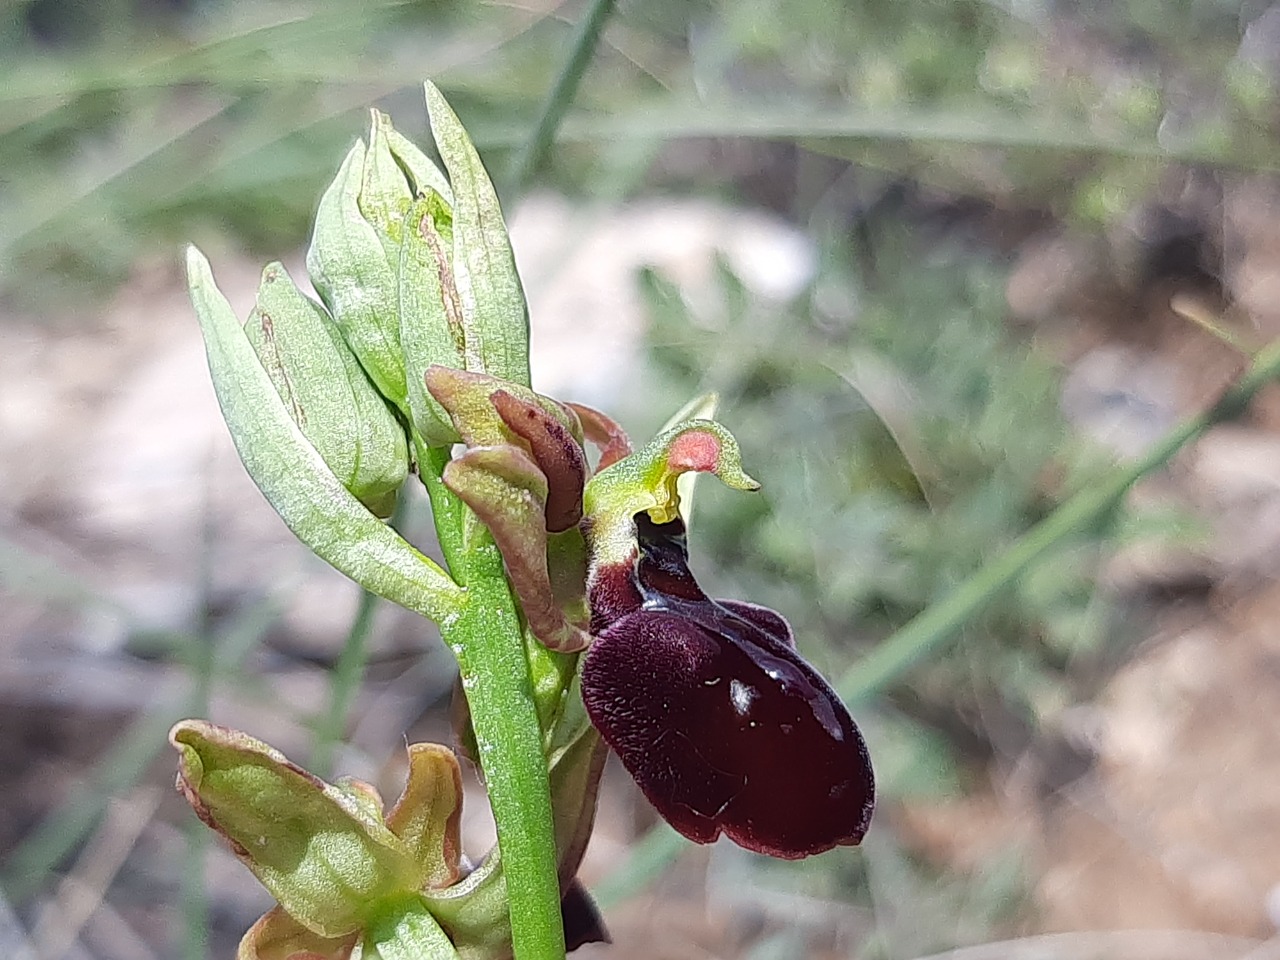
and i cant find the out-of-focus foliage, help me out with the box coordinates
[627,223,1189,775]
[4,0,1280,306]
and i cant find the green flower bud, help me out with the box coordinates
[244,262,409,519]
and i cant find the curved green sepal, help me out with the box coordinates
[424,82,530,387]
[385,743,464,890]
[169,721,418,939]
[244,262,409,519]
[583,418,759,567]
[363,896,462,960]
[307,142,408,408]
[238,906,358,960]
[423,712,608,957]
[187,247,463,624]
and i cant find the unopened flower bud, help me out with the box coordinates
[244,262,408,518]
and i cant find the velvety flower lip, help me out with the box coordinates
[581,513,875,860]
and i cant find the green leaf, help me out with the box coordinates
[424,81,531,387]
[307,142,408,409]
[170,721,418,939]
[186,246,463,624]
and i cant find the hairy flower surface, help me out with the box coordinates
[582,513,875,859]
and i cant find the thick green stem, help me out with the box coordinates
[420,443,565,960]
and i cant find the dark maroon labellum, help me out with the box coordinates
[581,514,874,859]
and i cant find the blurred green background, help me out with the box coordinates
[5,1,1280,958]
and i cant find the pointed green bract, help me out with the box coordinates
[244,262,408,519]
[170,721,419,939]
[186,246,463,624]
[425,81,531,388]
[382,115,453,203]
[307,142,408,408]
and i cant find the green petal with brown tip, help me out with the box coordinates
[385,743,464,889]
[169,720,419,938]
[237,906,358,960]
[443,445,591,653]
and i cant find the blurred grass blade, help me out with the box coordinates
[1,594,283,902]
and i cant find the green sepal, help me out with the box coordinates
[244,262,409,519]
[423,708,608,958]
[359,112,415,247]
[307,142,408,408]
[381,113,453,203]
[362,895,462,960]
[424,82,530,387]
[169,721,419,940]
[186,246,463,624]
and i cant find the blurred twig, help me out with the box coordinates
[1,595,283,903]
[503,0,617,197]
[836,334,1280,704]
[31,786,163,960]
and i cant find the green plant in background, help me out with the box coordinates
[181,82,877,960]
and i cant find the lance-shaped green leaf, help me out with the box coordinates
[385,743,464,890]
[444,445,591,653]
[170,721,420,939]
[424,82,530,387]
[307,142,408,408]
[244,262,408,519]
[400,197,467,445]
[583,419,760,569]
[187,247,463,624]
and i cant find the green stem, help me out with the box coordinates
[837,334,1280,704]
[420,446,565,960]
[504,0,617,197]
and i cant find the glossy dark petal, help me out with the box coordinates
[581,605,874,859]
